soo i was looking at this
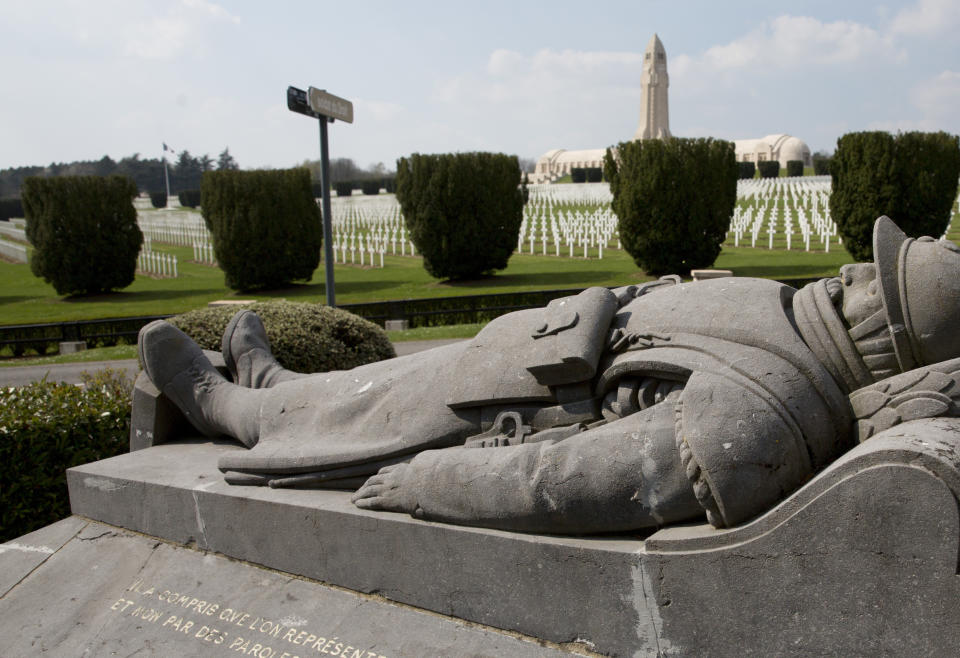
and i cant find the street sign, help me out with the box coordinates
[287,83,355,307]
[287,86,320,119]
[308,87,354,123]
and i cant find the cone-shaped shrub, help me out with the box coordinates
[396,152,523,280]
[23,175,142,295]
[201,168,321,291]
[605,138,737,276]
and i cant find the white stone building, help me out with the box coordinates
[532,34,813,182]
[733,134,812,169]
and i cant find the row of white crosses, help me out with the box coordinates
[518,183,620,258]
[330,196,415,265]
[192,238,216,266]
[730,176,840,251]
[137,210,212,248]
[137,250,178,278]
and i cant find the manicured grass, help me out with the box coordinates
[0,238,861,326]
[0,344,139,367]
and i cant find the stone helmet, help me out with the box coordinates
[873,215,960,371]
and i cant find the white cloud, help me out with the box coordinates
[867,70,960,133]
[697,15,894,72]
[6,1,241,61]
[889,0,960,36]
[912,70,960,115]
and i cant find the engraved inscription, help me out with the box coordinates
[108,578,388,657]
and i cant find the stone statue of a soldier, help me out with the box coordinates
[138,217,960,534]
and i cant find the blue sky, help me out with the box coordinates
[2,1,958,170]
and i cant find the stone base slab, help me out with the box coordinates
[64,419,960,656]
[0,518,575,657]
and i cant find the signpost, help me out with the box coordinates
[287,85,353,307]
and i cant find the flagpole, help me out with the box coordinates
[162,143,172,210]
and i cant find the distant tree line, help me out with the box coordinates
[300,157,396,197]
[0,148,239,199]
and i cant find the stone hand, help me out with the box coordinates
[352,464,418,514]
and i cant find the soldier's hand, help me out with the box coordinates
[352,464,418,514]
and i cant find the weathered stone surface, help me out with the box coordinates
[130,349,227,451]
[0,519,577,657]
[66,419,960,656]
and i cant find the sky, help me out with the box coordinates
[2,0,959,172]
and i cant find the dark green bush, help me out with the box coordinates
[757,160,780,178]
[396,152,523,280]
[738,162,756,179]
[830,131,960,261]
[201,168,321,291]
[23,175,142,296]
[361,179,380,195]
[0,369,133,541]
[150,190,167,208]
[570,167,587,183]
[178,189,201,208]
[169,300,395,374]
[586,167,603,183]
[605,137,737,276]
[383,176,396,193]
[0,197,24,221]
[786,160,804,177]
[335,181,353,197]
[812,151,832,175]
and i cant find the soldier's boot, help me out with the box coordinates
[221,309,309,389]
[139,320,261,447]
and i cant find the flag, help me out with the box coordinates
[163,142,173,153]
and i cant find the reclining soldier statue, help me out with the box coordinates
[137,217,960,534]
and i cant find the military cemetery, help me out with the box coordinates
[2,4,960,656]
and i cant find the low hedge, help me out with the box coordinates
[0,197,24,221]
[1,369,133,542]
[168,300,396,374]
[178,189,201,208]
[150,191,167,208]
[757,161,780,178]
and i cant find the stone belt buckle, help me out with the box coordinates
[463,411,532,448]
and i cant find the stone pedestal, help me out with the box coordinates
[58,340,86,354]
[48,418,960,656]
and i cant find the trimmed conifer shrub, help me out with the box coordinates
[178,189,201,208]
[586,167,603,182]
[150,190,167,208]
[813,152,832,175]
[757,160,780,178]
[605,137,737,276]
[830,130,960,261]
[738,162,756,179]
[0,197,24,221]
[396,152,523,280]
[570,167,587,183]
[786,160,804,177]
[361,179,380,195]
[23,175,142,295]
[335,181,353,197]
[169,300,395,374]
[201,168,321,291]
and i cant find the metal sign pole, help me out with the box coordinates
[318,117,336,307]
[287,85,353,308]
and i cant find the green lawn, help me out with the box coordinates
[0,241,860,326]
